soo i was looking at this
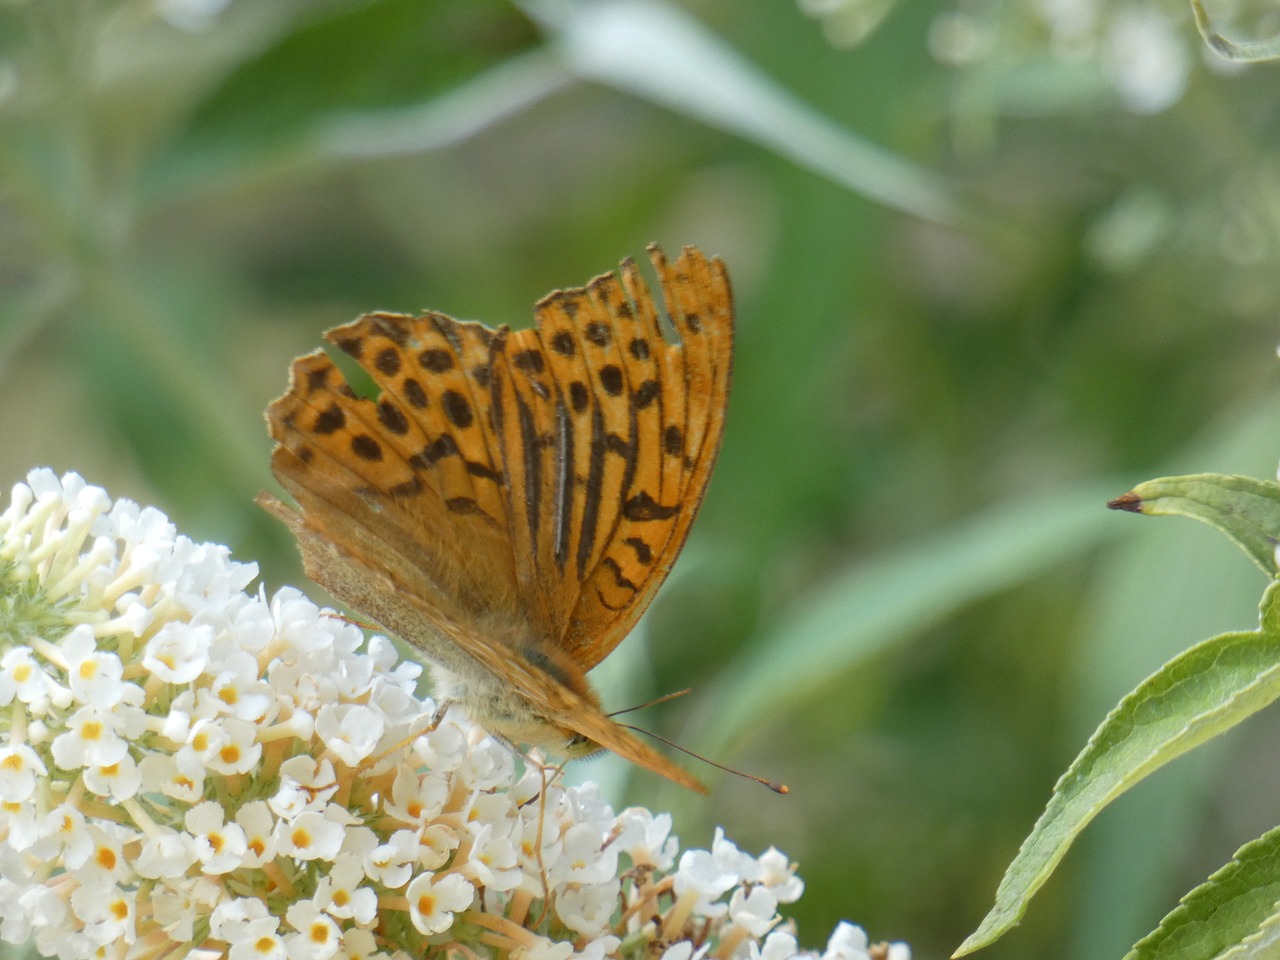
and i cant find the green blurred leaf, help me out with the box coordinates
[528,0,970,225]
[957,581,1280,956]
[153,0,537,190]
[1123,824,1280,960]
[1109,474,1280,576]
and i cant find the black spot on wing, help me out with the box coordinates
[351,435,382,461]
[403,379,429,409]
[624,536,653,565]
[622,491,677,521]
[313,404,345,435]
[419,349,454,373]
[601,556,638,592]
[377,401,409,435]
[442,390,474,429]
[375,347,401,377]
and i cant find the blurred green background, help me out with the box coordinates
[6,1,1280,958]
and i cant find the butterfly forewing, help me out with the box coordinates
[495,245,733,670]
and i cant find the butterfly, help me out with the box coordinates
[259,245,732,794]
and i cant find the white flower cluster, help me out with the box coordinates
[0,469,908,960]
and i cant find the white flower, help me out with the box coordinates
[366,829,419,889]
[143,621,212,684]
[385,767,448,826]
[675,846,741,914]
[236,800,278,868]
[83,752,142,800]
[617,807,678,869]
[186,800,249,874]
[50,705,130,769]
[284,900,341,960]
[139,750,205,802]
[661,943,710,960]
[576,936,623,960]
[135,828,199,879]
[315,703,385,766]
[556,879,620,935]
[520,937,574,960]
[758,846,805,902]
[0,647,54,705]
[758,930,800,960]
[271,756,338,818]
[823,922,871,960]
[315,857,377,924]
[62,626,126,708]
[406,872,474,935]
[462,821,523,891]
[69,878,135,945]
[275,809,347,862]
[229,917,286,960]
[0,742,47,801]
[730,885,780,938]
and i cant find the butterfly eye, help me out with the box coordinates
[564,733,605,760]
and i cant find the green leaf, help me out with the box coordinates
[529,0,971,226]
[1108,474,1280,575]
[152,0,537,191]
[1190,0,1280,63]
[955,581,1280,956]
[1123,824,1280,960]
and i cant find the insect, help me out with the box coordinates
[259,245,732,794]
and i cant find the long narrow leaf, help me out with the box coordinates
[1123,824,1280,960]
[529,0,969,225]
[957,581,1280,956]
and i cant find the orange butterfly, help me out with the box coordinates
[259,245,732,794]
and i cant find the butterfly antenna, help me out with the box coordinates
[616,722,789,795]
[606,688,695,718]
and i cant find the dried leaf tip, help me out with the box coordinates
[1107,491,1144,513]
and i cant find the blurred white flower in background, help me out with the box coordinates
[1102,6,1191,113]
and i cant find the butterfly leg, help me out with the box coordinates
[531,761,556,925]
[429,699,453,733]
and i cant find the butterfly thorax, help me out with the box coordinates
[429,637,605,760]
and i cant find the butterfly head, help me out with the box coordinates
[428,639,609,762]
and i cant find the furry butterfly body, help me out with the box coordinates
[261,245,732,794]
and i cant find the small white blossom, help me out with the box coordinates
[186,801,249,874]
[62,626,126,709]
[83,752,142,800]
[405,872,473,935]
[0,743,47,801]
[275,809,347,862]
[315,703,385,766]
[315,858,377,924]
[143,621,212,684]
[284,901,341,960]
[823,922,871,960]
[730,885,779,938]
[229,917,286,960]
